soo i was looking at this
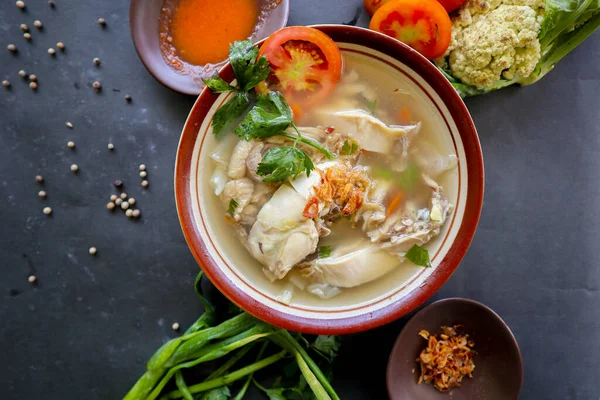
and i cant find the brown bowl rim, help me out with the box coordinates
[129,0,291,95]
[386,297,524,399]
[174,24,485,334]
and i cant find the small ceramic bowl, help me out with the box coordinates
[129,0,290,95]
[175,25,484,334]
[387,298,523,400]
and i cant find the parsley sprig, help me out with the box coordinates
[203,40,335,184]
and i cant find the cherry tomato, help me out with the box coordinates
[256,26,343,110]
[363,0,392,16]
[436,0,466,13]
[370,0,452,60]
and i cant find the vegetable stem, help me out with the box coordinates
[280,133,334,159]
[159,350,287,400]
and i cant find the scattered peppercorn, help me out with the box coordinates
[43,206,52,215]
[48,48,56,56]
[20,24,29,32]
[29,81,37,90]
[139,164,146,171]
[38,190,46,198]
[92,81,101,91]
[125,95,132,102]
[172,322,180,331]
[8,44,17,53]
[139,171,147,178]
[19,70,27,78]
[2,80,10,88]
[128,197,136,205]
[56,42,65,50]
[16,1,25,9]
[113,179,123,187]
[132,209,141,218]
[115,198,123,206]
[48,1,55,8]
[107,143,114,150]
[35,175,43,183]
[29,74,36,81]
[93,57,100,66]
[89,247,97,255]
[66,121,73,129]
[70,164,78,172]
[34,20,42,29]
[125,209,133,217]
[106,202,115,210]
[141,180,149,188]
[23,32,31,40]
[67,141,75,149]
[110,194,118,202]
[120,192,127,199]
[121,201,130,210]
[28,275,37,284]
[98,17,106,26]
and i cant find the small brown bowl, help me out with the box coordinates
[129,0,290,95]
[387,298,523,400]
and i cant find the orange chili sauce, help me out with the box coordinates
[168,0,259,66]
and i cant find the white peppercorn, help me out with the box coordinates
[139,164,146,171]
[128,197,135,205]
[34,20,42,29]
[2,80,10,88]
[172,322,180,331]
[48,48,56,56]
[29,74,37,81]
[110,194,118,202]
[23,33,31,40]
[120,192,127,199]
[107,143,114,150]
[7,44,17,52]
[67,141,75,148]
[141,180,148,188]
[66,122,73,128]
[125,209,133,217]
[16,1,25,9]
[89,247,97,255]
[93,57,100,66]
[43,206,52,215]
[28,275,37,284]
[29,81,37,90]
[121,201,129,210]
[115,198,123,206]
[70,164,78,172]
[139,171,147,178]
[38,190,46,198]
[56,42,65,50]
[35,175,43,183]
[106,202,115,210]
[132,209,141,218]
[19,70,27,78]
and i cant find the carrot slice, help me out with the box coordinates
[386,192,405,217]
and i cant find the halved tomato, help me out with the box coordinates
[370,0,452,60]
[256,26,343,111]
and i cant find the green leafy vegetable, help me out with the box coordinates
[341,139,359,156]
[311,336,341,362]
[203,41,270,136]
[318,246,332,259]
[211,93,250,137]
[228,41,271,92]
[257,146,315,183]
[405,244,432,268]
[123,271,341,400]
[367,99,377,114]
[227,199,238,217]
[439,0,600,97]
[398,163,420,192]
[235,92,293,140]
[203,76,237,93]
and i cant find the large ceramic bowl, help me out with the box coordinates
[175,25,484,334]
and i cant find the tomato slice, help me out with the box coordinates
[256,26,343,110]
[369,0,452,60]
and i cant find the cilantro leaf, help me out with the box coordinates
[211,93,250,137]
[257,146,314,183]
[341,139,358,155]
[227,199,238,217]
[202,76,237,93]
[311,335,341,362]
[229,41,270,92]
[200,385,230,400]
[318,246,332,259]
[235,92,293,140]
[405,244,432,268]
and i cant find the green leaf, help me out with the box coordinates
[228,41,271,92]
[212,93,250,137]
[253,380,287,400]
[257,147,314,183]
[311,336,341,362]
[202,76,237,93]
[318,246,332,259]
[405,244,432,268]
[367,99,377,114]
[227,199,238,217]
[235,92,293,140]
[340,139,358,156]
[200,385,231,400]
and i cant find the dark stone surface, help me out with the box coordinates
[1,1,599,399]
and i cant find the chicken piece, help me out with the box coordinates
[245,142,264,182]
[228,140,254,179]
[246,184,319,280]
[239,182,273,227]
[299,240,399,288]
[323,110,421,154]
[220,178,254,222]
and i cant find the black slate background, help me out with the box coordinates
[1,1,599,399]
